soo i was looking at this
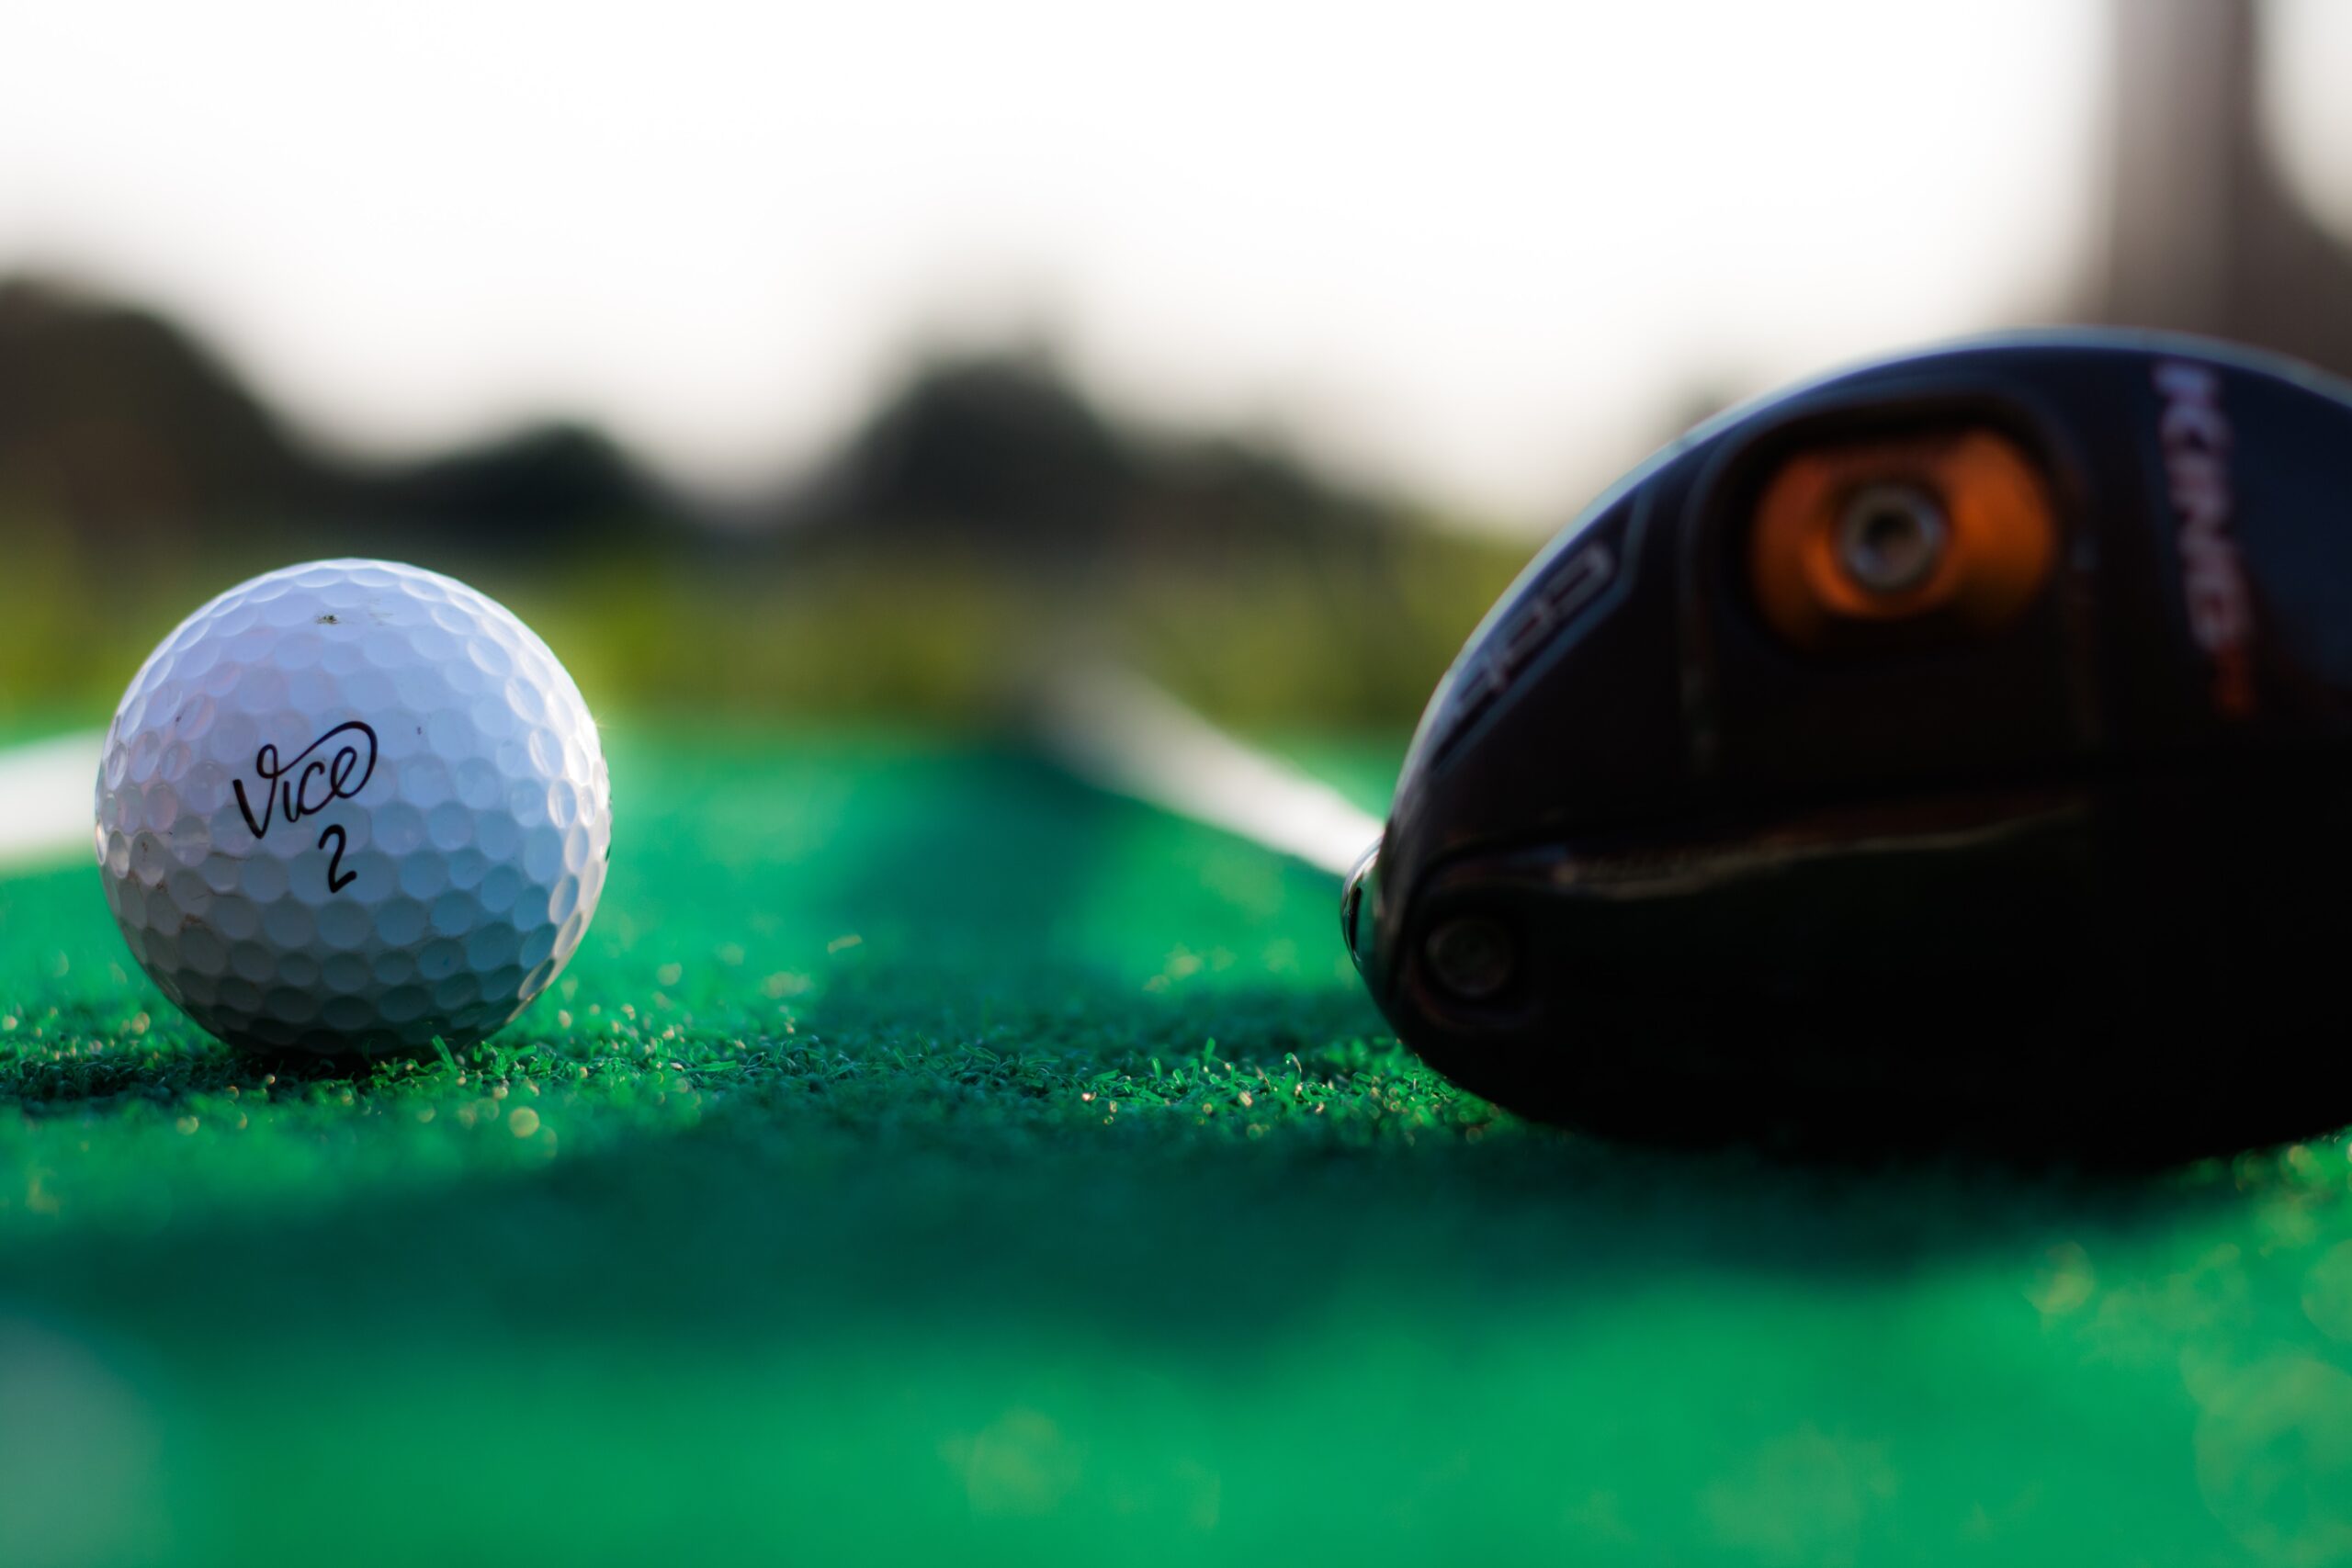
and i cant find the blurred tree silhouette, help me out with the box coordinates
[0,275,1525,730]
[357,423,666,547]
[0,278,322,538]
[0,277,673,556]
[798,352,1136,550]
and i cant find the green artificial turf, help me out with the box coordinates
[4,728,2351,1567]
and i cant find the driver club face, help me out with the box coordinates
[1349,333,2352,1161]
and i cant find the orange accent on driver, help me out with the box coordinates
[1750,427,2057,651]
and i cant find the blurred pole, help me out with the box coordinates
[2100,0,2352,377]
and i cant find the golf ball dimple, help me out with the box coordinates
[95,558,612,1057]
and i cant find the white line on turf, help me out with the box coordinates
[1036,668,1385,877]
[0,730,99,870]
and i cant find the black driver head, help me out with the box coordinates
[1345,332,2352,1160]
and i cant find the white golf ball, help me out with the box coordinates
[95,558,612,1057]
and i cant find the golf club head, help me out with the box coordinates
[1346,333,2352,1160]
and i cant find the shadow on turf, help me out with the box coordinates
[1,978,2270,1348]
[0,745,2287,1339]
[0,1007,478,1109]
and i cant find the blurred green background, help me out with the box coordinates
[8,2,2352,1563]
[0,288,1533,731]
[4,0,2350,737]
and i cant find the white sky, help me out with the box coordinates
[0,0,2344,525]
